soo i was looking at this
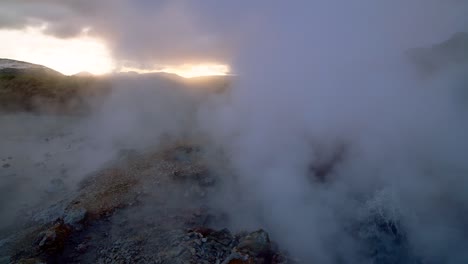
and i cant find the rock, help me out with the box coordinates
[36,219,71,253]
[32,201,67,224]
[173,145,202,163]
[2,163,10,168]
[0,256,10,263]
[190,247,196,255]
[356,213,414,263]
[237,229,271,256]
[63,207,87,229]
[221,252,250,264]
[15,258,45,264]
[38,229,57,248]
[75,243,88,253]
[209,229,233,247]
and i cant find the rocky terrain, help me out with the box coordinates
[1,141,290,263]
[0,61,287,264]
[0,112,407,264]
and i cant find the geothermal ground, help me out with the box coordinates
[0,113,290,264]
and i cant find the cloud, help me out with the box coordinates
[0,0,232,67]
[2,0,468,69]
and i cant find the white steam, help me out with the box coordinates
[197,1,468,263]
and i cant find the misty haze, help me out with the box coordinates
[1,1,468,264]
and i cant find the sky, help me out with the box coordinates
[0,0,234,76]
[1,0,467,76]
[0,26,113,75]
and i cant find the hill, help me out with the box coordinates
[0,59,231,114]
[0,59,110,114]
[407,32,468,75]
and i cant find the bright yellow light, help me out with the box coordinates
[121,63,230,78]
[161,64,230,78]
[0,27,114,75]
[0,26,229,78]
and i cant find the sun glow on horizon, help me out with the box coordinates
[120,63,230,78]
[0,27,230,78]
[0,27,114,75]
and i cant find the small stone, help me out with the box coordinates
[38,230,57,247]
[190,247,196,255]
[0,257,10,263]
[64,207,87,228]
[201,237,207,243]
[237,229,271,256]
[75,243,88,253]
[2,163,10,168]
[221,252,249,264]
[36,220,71,252]
[16,258,45,264]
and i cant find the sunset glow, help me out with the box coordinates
[160,64,230,78]
[121,63,230,78]
[0,27,230,78]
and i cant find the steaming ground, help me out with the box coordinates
[1,28,468,264]
[2,55,468,263]
[2,59,468,263]
[0,75,293,263]
[0,114,90,229]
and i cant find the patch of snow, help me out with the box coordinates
[0,59,43,70]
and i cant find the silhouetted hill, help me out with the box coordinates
[0,59,231,114]
[408,32,468,74]
[0,59,110,113]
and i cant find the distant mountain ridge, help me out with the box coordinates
[0,58,62,75]
[73,71,94,77]
[408,32,468,74]
[0,58,49,70]
[0,58,230,113]
[0,59,109,113]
